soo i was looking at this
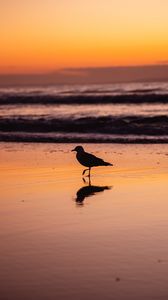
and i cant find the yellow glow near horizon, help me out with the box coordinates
[1,0,168,73]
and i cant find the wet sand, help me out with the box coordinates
[0,143,168,300]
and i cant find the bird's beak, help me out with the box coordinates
[71,149,75,152]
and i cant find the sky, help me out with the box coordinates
[1,0,168,73]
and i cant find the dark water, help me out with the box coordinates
[0,82,168,143]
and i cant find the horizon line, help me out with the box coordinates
[1,63,168,76]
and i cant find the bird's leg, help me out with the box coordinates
[82,168,89,176]
[88,167,91,178]
[82,177,87,184]
[88,174,91,186]
[85,167,91,178]
[82,175,91,185]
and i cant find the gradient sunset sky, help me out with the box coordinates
[1,0,168,73]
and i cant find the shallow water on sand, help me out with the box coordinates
[0,143,168,300]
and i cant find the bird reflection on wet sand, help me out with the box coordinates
[76,177,112,205]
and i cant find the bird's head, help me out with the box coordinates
[71,146,84,153]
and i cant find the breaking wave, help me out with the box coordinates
[1,83,168,143]
[0,115,168,143]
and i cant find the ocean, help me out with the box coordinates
[0,82,168,143]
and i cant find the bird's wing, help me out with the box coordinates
[84,152,106,166]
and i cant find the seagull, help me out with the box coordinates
[72,145,113,176]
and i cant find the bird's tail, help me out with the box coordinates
[104,161,113,166]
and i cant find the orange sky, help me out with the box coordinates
[1,0,168,73]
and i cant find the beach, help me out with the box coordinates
[1,142,168,300]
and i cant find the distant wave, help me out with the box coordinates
[0,132,168,144]
[1,93,168,105]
